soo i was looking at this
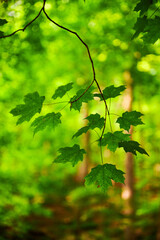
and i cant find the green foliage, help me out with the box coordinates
[100,131,130,152]
[54,144,86,167]
[132,16,148,40]
[52,82,73,100]
[85,164,125,191]
[10,92,45,125]
[143,16,160,44]
[73,113,104,138]
[134,0,153,16]
[132,0,160,43]
[116,111,144,131]
[0,18,8,26]
[0,31,4,37]
[94,85,126,100]
[70,87,94,111]
[3,0,149,194]
[31,112,61,135]
[119,141,149,156]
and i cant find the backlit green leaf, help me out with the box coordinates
[85,164,125,191]
[100,131,130,152]
[52,82,73,100]
[10,92,45,125]
[31,112,61,135]
[116,111,144,131]
[119,141,149,156]
[94,85,126,100]
[54,144,86,167]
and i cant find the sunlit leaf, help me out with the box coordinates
[100,131,130,152]
[52,82,73,100]
[54,144,86,167]
[116,111,144,131]
[85,164,125,191]
[31,112,61,135]
[94,85,126,100]
[10,92,45,125]
[119,141,149,156]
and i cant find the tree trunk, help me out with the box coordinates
[121,71,135,240]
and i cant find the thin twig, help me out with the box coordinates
[0,8,43,39]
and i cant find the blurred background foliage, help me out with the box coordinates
[0,0,160,239]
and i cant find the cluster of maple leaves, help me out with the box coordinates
[10,84,148,191]
[1,0,156,191]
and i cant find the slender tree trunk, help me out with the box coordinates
[75,103,90,183]
[121,71,135,240]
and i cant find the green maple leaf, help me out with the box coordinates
[85,164,125,191]
[72,126,89,139]
[94,85,126,100]
[134,0,153,16]
[54,144,86,167]
[70,87,94,111]
[100,131,130,152]
[86,113,105,129]
[72,113,104,138]
[52,82,73,100]
[10,92,45,125]
[119,141,149,156]
[132,16,148,40]
[116,111,144,131]
[0,19,8,26]
[31,112,61,135]
[142,17,160,44]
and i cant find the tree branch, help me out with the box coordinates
[0,0,112,136]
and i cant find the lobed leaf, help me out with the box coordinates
[100,131,130,152]
[70,87,94,111]
[116,111,144,131]
[10,92,45,125]
[85,164,125,191]
[94,85,126,100]
[86,113,105,129]
[54,144,86,167]
[31,112,61,135]
[52,82,73,100]
[119,141,149,156]
[72,113,105,138]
